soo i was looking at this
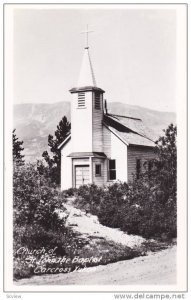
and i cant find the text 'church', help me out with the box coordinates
[59,35,156,190]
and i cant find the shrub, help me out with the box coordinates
[13,163,64,230]
[98,182,131,228]
[74,184,105,215]
[64,187,77,197]
[73,175,176,239]
[13,162,82,279]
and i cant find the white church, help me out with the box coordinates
[58,33,156,190]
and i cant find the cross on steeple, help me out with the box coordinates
[81,24,93,49]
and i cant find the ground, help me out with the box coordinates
[15,246,176,285]
[60,200,146,248]
[14,199,176,285]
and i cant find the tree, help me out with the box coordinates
[116,123,177,238]
[13,129,25,165]
[153,123,177,200]
[42,116,71,184]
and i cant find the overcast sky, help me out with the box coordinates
[13,6,176,112]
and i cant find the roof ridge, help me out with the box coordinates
[108,113,142,121]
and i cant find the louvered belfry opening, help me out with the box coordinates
[78,92,85,108]
[95,92,101,110]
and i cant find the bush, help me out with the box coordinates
[74,180,176,240]
[98,182,131,228]
[73,124,177,240]
[13,162,83,279]
[64,187,77,197]
[74,184,105,215]
[13,163,64,230]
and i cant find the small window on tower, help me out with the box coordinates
[95,93,101,110]
[78,92,85,108]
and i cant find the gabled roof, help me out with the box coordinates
[104,114,156,148]
[57,134,71,150]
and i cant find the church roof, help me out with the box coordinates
[103,114,156,148]
[57,134,71,150]
[58,114,156,150]
[76,47,97,88]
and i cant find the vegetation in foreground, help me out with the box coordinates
[67,124,177,240]
[13,162,148,280]
[13,123,177,280]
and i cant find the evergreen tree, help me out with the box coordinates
[154,123,177,200]
[42,116,71,184]
[12,129,25,165]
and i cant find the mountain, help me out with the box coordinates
[13,101,176,162]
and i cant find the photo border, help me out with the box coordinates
[3,2,188,293]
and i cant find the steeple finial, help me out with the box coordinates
[81,24,93,49]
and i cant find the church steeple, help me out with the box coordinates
[76,25,96,88]
[70,26,105,153]
[77,47,97,88]
[70,25,104,93]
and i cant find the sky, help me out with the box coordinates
[13,6,177,112]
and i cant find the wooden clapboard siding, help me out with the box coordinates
[127,146,156,182]
[110,130,128,182]
[73,158,89,165]
[92,158,108,186]
[103,125,111,157]
[71,91,93,152]
[103,125,127,182]
[92,93,103,152]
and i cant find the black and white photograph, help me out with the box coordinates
[3,3,187,294]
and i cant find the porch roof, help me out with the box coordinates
[67,152,107,158]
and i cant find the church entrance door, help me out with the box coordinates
[75,165,90,188]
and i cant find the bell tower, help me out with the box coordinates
[70,26,105,153]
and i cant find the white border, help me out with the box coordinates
[3,3,188,293]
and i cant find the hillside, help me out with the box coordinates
[13,101,176,162]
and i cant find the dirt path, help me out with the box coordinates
[59,202,146,248]
[15,246,176,286]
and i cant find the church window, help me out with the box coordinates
[109,159,116,180]
[136,159,141,179]
[95,164,101,176]
[95,93,101,110]
[78,92,85,108]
